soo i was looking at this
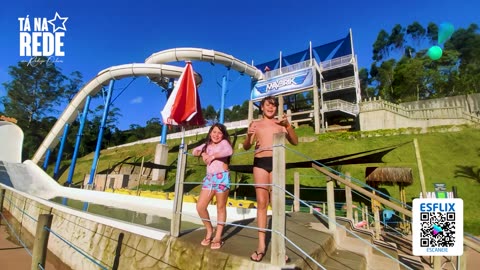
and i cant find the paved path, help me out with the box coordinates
[0,223,61,270]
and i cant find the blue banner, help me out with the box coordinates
[251,68,313,100]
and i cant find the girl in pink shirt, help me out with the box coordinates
[192,123,233,249]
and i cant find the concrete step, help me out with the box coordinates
[309,214,405,270]
[382,232,425,270]
[180,212,366,270]
[398,254,425,270]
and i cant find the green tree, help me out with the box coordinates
[1,59,83,158]
[1,58,80,126]
[373,59,396,101]
[446,24,480,94]
[406,21,426,48]
[202,105,218,122]
[372,30,390,61]
[368,21,479,103]
[358,68,375,99]
[145,117,162,138]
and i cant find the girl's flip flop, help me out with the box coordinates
[200,238,212,246]
[210,241,224,250]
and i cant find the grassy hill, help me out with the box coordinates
[51,124,480,234]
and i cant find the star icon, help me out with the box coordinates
[48,12,68,33]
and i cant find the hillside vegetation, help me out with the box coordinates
[52,125,480,234]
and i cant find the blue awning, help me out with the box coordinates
[256,32,352,69]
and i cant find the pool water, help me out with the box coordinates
[49,196,201,231]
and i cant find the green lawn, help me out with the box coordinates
[53,125,480,235]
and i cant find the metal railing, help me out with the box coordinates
[3,131,479,269]
[323,76,356,92]
[262,60,313,80]
[323,99,359,115]
[360,98,471,120]
[169,133,413,269]
[321,54,353,70]
[0,187,110,270]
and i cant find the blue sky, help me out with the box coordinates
[1,0,478,130]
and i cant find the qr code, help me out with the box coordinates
[419,212,456,247]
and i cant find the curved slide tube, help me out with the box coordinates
[32,48,263,164]
[145,47,264,81]
[32,48,263,163]
[31,63,198,163]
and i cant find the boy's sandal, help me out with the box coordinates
[250,251,289,263]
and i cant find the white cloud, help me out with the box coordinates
[130,96,143,104]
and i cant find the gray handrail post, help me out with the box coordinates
[326,177,337,234]
[31,214,53,270]
[271,132,286,266]
[345,172,353,221]
[365,205,370,230]
[373,203,381,240]
[293,172,300,212]
[171,142,188,237]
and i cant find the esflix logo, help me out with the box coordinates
[412,198,463,256]
[18,12,68,66]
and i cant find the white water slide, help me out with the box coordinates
[0,48,263,225]
[32,48,264,164]
[0,49,264,226]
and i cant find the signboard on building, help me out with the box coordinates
[250,67,314,100]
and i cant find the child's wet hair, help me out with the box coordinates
[260,96,278,107]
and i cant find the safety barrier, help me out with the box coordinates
[168,132,416,269]
[3,131,478,269]
[0,188,110,270]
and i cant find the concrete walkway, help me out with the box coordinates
[1,210,363,270]
[4,207,478,270]
[0,223,61,270]
[179,212,365,270]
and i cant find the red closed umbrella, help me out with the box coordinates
[161,62,205,127]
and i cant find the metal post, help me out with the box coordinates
[171,137,187,237]
[53,123,69,180]
[313,66,321,134]
[31,214,53,270]
[88,80,115,185]
[160,123,168,145]
[271,132,286,266]
[82,202,89,211]
[160,79,174,145]
[67,95,91,185]
[42,149,51,170]
[219,69,230,124]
